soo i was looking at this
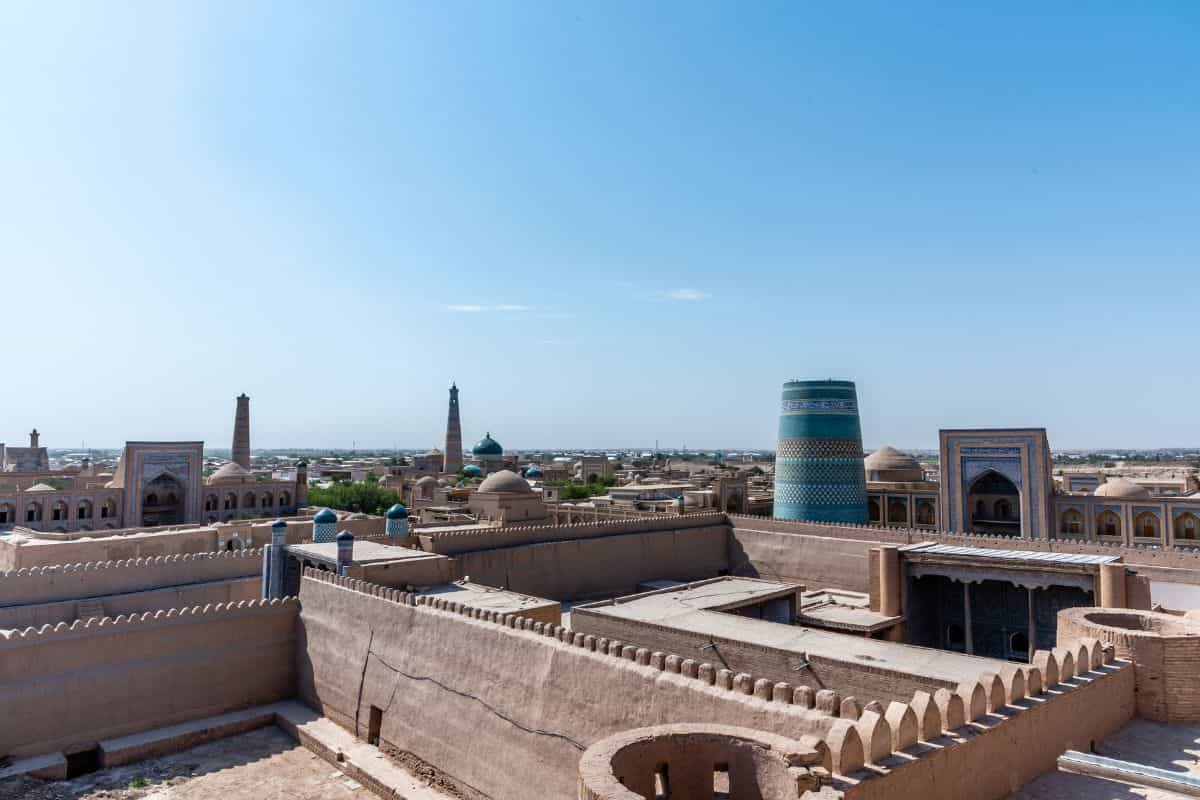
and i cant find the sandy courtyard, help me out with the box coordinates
[0,727,376,800]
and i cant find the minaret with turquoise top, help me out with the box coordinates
[773,379,868,524]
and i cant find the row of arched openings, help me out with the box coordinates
[203,491,292,512]
[1059,509,1200,539]
[0,499,118,524]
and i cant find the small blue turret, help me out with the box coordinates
[336,530,354,576]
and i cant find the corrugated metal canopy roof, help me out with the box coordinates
[903,542,1120,565]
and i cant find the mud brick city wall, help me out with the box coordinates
[0,549,264,608]
[0,576,260,630]
[295,574,851,800]
[728,526,882,593]
[0,599,298,759]
[848,661,1135,800]
[570,607,957,705]
[451,523,730,600]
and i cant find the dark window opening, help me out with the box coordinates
[368,705,383,746]
[65,745,101,778]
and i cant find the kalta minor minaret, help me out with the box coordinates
[443,383,463,474]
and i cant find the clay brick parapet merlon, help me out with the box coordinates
[300,568,1134,784]
[418,512,727,555]
[0,547,265,579]
[726,513,1200,567]
[0,596,298,644]
[0,548,266,608]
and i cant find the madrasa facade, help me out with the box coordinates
[0,394,305,533]
[773,380,1200,547]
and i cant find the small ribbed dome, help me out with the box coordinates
[336,530,354,542]
[865,446,919,472]
[524,466,543,478]
[477,470,532,494]
[864,446,924,482]
[462,464,483,476]
[209,462,253,485]
[313,507,338,523]
[386,503,408,519]
[472,433,503,456]
[1094,478,1152,500]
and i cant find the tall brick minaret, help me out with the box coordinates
[443,383,463,474]
[232,393,251,469]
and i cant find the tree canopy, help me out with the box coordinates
[307,481,402,516]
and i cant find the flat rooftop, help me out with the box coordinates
[287,541,434,566]
[419,581,557,615]
[577,577,1012,687]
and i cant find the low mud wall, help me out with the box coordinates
[0,576,260,630]
[296,573,862,800]
[0,549,263,608]
[0,598,297,759]
[728,526,880,593]
[453,523,729,600]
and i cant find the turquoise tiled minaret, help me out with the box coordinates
[773,379,868,524]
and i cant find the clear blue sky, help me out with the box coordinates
[2,2,1197,451]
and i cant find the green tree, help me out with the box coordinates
[307,481,402,515]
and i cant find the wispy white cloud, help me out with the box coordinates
[445,304,532,313]
[664,288,710,302]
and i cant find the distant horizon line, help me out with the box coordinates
[35,444,1200,455]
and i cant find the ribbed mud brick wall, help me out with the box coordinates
[728,513,1200,570]
[0,598,298,760]
[845,645,1135,800]
[0,549,264,608]
[451,523,729,600]
[728,513,1200,600]
[1,527,221,570]
[0,576,261,630]
[1058,607,1200,721]
[295,571,865,800]
[352,554,458,589]
[418,511,727,556]
[298,571,1133,800]
[571,606,962,705]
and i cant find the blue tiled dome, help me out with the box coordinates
[313,507,337,524]
[472,432,503,456]
[386,503,408,519]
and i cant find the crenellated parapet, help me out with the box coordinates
[727,512,1200,568]
[0,596,298,643]
[419,511,726,555]
[0,548,265,609]
[300,567,1129,789]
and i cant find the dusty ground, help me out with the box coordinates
[1011,720,1200,799]
[0,727,376,800]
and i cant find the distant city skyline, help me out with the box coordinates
[3,3,1197,450]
